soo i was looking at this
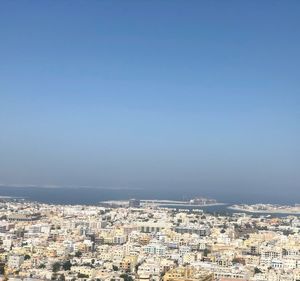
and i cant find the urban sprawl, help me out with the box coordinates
[0,198,300,281]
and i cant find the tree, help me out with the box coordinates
[232,258,245,265]
[24,254,31,260]
[75,250,82,258]
[112,265,119,271]
[59,274,65,281]
[203,248,210,257]
[254,267,262,274]
[120,274,133,281]
[62,260,72,271]
[52,262,61,273]
[78,273,89,278]
[135,263,141,272]
[0,264,5,275]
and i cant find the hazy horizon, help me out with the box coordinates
[1,1,299,202]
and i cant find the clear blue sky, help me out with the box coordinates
[0,1,299,201]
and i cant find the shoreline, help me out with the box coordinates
[155,202,226,207]
[100,199,226,208]
[228,206,300,215]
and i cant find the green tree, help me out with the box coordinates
[254,267,262,274]
[203,248,210,257]
[75,250,82,258]
[59,274,65,281]
[52,262,61,272]
[120,274,133,281]
[62,260,72,271]
[78,273,89,278]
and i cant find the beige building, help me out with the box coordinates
[163,266,213,281]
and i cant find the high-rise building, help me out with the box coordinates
[129,198,140,208]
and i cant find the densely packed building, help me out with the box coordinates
[0,200,299,281]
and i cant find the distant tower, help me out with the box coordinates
[129,198,140,208]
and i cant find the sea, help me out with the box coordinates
[0,186,298,217]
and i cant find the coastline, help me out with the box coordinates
[156,202,226,207]
[140,199,225,207]
[228,206,300,215]
[101,199,226,208]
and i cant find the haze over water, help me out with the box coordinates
[0,185,298,206]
